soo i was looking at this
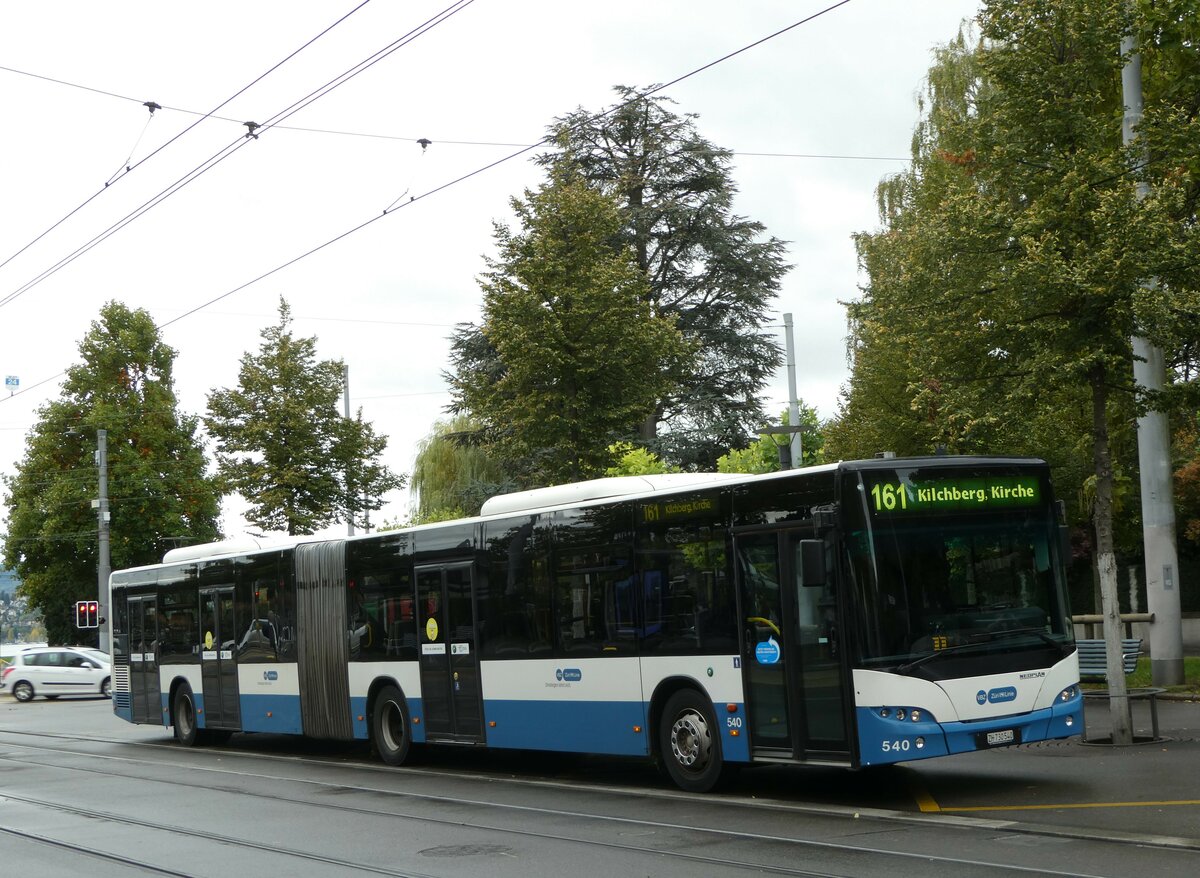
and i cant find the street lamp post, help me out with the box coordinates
[758,425,805,470]
[91,430,111,654]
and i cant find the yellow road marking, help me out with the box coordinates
[907,774,1200,814]
[940,800,1200,813]
[909,780,942,812]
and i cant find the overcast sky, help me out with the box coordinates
[0,0,981,541]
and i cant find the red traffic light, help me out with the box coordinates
[75,600,100,628]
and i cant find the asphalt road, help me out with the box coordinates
[1,692,1198,877]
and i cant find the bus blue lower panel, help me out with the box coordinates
[237,694,305,735]
[857,694,1083,766]
[483,699,651,756]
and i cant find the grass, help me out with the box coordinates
[1124,656,1200,695]
[1084,656,1200,696]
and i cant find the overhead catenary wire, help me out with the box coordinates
[0,0,477,315]
[0,0,375,278]
[1,0,853,406]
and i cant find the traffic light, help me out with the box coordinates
[75,600,99,628]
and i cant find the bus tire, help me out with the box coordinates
[372,684,412,766]
[659,689,726,793]
[173,685,199,747]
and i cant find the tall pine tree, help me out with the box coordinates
[450,88,788,470]
[206,299,404,535]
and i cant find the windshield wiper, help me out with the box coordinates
[895,627,1069,676]
[984,626,1072,656]
[895,641,987,675]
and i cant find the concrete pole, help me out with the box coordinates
[1121,31,1184,686]
[97,429,111,655]
[344,364,355,537]
[783,313,801,469]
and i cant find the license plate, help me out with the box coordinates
[986,729,1015,746]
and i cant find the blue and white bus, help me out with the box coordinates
[109,456,1082,791]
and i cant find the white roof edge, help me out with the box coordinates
[479,473,745,517]
[162,537,270,564]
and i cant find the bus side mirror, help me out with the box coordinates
[799,540,826,588]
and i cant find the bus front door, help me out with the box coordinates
[128,595,161,725]
[199,587,240,730]
[736,531,850,761]
[416,563,483,741]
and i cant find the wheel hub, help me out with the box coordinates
[671,709,712,769]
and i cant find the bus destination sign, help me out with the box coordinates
[868,474,1041,515]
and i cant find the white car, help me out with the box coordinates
[0,646,111,702]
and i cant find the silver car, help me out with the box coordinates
[0,646,111,701]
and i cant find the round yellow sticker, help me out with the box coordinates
[205,631,214,649]
[425,617,439,641]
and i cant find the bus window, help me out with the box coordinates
[637,492,737,655]
[479,516,552,658]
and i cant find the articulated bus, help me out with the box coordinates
[109,456,1082,792]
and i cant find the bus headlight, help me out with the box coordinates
[1059,686,1079,702]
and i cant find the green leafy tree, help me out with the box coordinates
[605,443,681,477]
[719,404,825,474]
[2,302,221,644]
[451,87,789,470]
[410,415,512,521]
[206,299,404,535]
[837,1,1200,742]
[450,172,689,485]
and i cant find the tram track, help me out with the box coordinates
[0,731,1163,878]
[0,823,193,877]
[0,793,438,878]
[3,725,1199,852]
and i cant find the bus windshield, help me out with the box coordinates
[844,467,1074,676]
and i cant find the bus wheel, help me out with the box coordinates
[660,689,725,793]
[173,686,199,747]
[372,684,412,766]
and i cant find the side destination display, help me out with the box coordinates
[867,473,1041,515]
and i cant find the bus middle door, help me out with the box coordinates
[199,587,241,730]
[416,563,482,742]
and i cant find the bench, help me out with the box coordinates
[1076,638,1141,680]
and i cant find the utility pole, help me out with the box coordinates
[96,429,110,655]
[1122,25,1184,686]
[783,313,802,468]
[344,365,355,537]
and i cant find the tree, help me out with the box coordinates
[719,404,825,474]
[205,299,404,535]
[409,415,512,521]
[605,443,680,477]
[450,172,688,486]
[836,2,1200,743]
[2,302,221,644]
[450,87,789,470]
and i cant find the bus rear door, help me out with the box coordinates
[127,594,161,724]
